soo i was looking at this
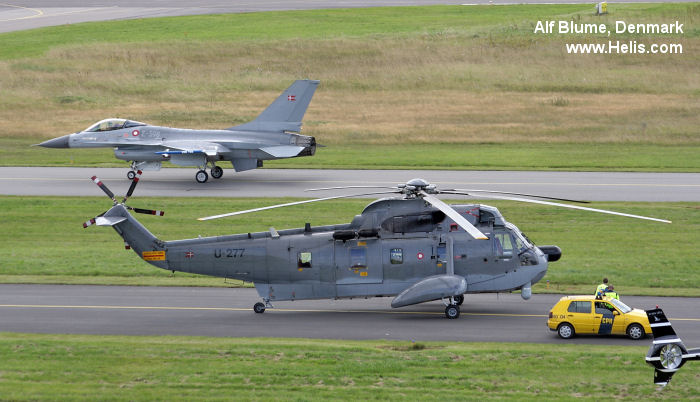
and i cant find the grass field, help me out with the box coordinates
[1,333,696,400]
[1,4,698,171]
[1,196,697,296]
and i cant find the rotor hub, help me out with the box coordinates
[400,178,437,197]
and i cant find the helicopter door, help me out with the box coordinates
[465,229,517,291]
[335,239,382,285]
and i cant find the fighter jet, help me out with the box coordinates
[37,80,320,183]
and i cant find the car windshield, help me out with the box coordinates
[609,298,632,314]
[84,118,145,132]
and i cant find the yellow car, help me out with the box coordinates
[547,295,651,340]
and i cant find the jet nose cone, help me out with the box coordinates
[38,134,71,148]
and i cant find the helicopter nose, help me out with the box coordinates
[37,134,71,148]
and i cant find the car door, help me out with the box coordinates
[566,301,596,333]
[594,301,617,335]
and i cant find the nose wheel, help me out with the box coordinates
[127,170,136,180]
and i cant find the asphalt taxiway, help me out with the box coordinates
[2,167,699,201]
[1,284,698,345]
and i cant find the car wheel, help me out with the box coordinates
[253,302,266,314]
[627,323,645,340]
[558,323,575,339]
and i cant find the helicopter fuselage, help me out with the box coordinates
[125,198,553,304]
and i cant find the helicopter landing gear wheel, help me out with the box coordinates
[253,302,266,314]
[127,170,136,180]
[454,294,464,306]
[210,166,223,179]
[445,304,460,319]
[195,170,208,183]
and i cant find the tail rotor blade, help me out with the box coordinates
[91,176,116,202]
[132,208,164,216]
[122,170,142,203]
[82,212,106,228]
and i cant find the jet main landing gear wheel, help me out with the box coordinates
[127,171,136,180]
[253,302,266,314]
[195,170,208,183]
[211,166,223,179]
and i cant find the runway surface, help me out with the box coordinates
[1,167,699,201]
[1,284,698,345]
[1,0,696,33]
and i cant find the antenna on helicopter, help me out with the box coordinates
[83,171,165,228]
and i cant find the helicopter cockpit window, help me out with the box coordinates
[390,248,403,264]
[493,232,514,257]
[506,223,533,253]
[350,248,367,269]
[297,252,312,268]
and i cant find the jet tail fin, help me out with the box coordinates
[228,79,320,133]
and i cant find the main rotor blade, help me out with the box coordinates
[198,191,400,221]
[420,191,488,240]
[442,189,588,204]
[470,194,672,224]
[305,185,398,192]
[90,176,116,202]
[122,170,142,203]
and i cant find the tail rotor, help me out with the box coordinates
[83,173,164,228]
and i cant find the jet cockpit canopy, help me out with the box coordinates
[84,118,146,133]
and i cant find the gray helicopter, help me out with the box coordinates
[38,80,319,183]
[84,176,670,319]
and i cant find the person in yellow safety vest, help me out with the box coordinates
[604,285,619,300]
[595,278,609,299]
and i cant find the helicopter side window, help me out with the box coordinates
[297,252,312,269]
[350,248,367,269]
[390,248,403,264]
[493,232,514,257]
